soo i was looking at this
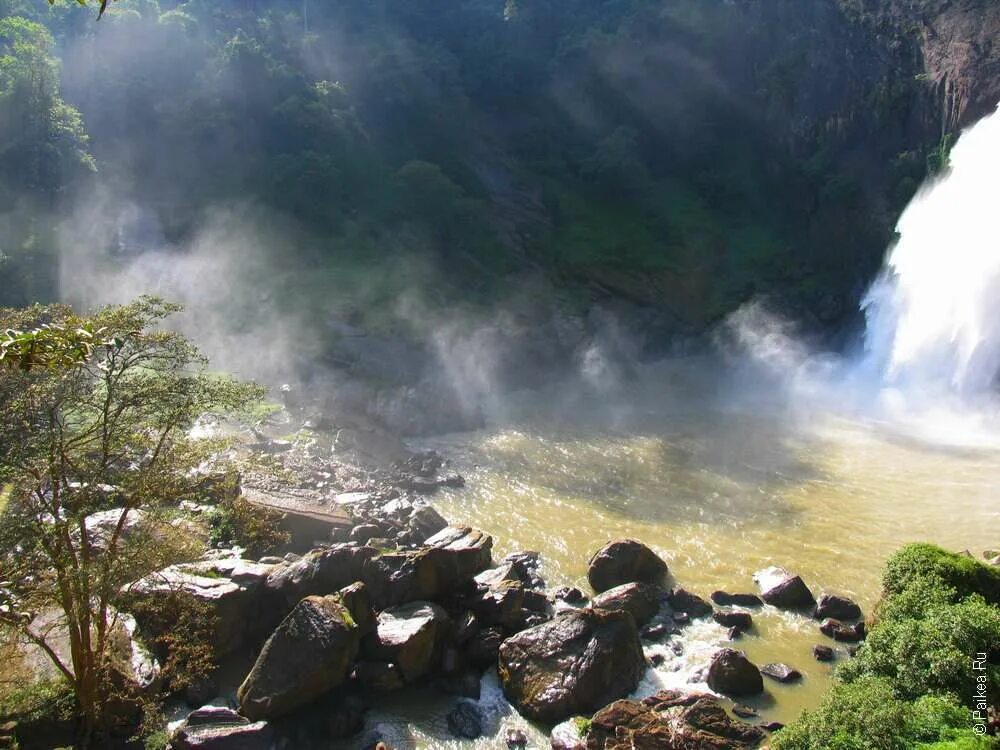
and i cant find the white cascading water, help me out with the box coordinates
[862,104,1000,398]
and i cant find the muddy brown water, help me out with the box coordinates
[330,358,1000,748]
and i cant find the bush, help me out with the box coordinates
[882,544,1000,605]
[771,677,989,750]
[209,495,289,558]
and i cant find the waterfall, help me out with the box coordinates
[862,104,1000,397]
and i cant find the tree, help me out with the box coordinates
[0,297,263,746]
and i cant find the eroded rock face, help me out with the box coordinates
[591,582,662,626]
[753,567,816,609]
[237,596,360,720]
[587,539,668,593]
[586,690,766,749]
[706,649,763,697]
[364,601,449,682]
[169,707,273,750]
[498,608,645,723]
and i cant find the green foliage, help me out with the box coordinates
[771,677,988,750]
[882,543,1000,605]
[209,494,289,558]
[0,677,76,724]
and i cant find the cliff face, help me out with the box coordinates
[845,0,1000,134]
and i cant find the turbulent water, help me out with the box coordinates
[863,104,1000,397]
[325,108,1000,748]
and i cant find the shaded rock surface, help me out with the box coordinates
[498,608,645,723]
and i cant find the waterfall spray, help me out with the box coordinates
[862,104,1000,397]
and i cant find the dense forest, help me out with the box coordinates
[2,0,990,344]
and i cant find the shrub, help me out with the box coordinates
[209,495,289,558]
[771,677,987,750]
[882,544,1000,605]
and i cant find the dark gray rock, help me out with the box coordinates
[591,582,662,626]
[760,663,803,683]
[813,644,835,662]
[446,701,483,740]
[498,608,645,723]
[814,593,862,621]
[587,539,668,593]
[667,588,713,618]
[711,591,764,608]
[713,610,753,630]
[753,567,816,609]
[820,618,866,642]
[170,707,273,750]
[706,649,763,697]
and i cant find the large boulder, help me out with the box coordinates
[169,707,273,750]
[363,526,493,607]
[586,690,766,749]
[753,567,816,609]
[591,582,662,626]
[706,649,764,697]
[587,539,667,593]
[364,601,449,682]
[498,608,645,723]
[265,544,375,610]
[129,557,274,657]
[237,595,360,720]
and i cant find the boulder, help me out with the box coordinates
[335,582,375,635]
[446,701,483,740]
[667,588,713,618]
[407,505,449,544]
[587,539,667,593]
[813,644,835,662]
[820,618,866,642]
[129,557,273,657]
[760,663,803,683]
[469,579,528,629]
[713,610,753,630]
[265,544,375,611]
[586,690,766,749]
[814,593,862,621]
[711,591,764,608]
[498,608,645,723]
[364,601,449,682]
[706,649,763,697]
[170,707,273,750]
[552,586,587,605]
[753,567,816,609]
[237,596,360,720]
[591,582,662,626]
[550,718,588,750]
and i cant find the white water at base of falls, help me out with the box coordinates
[862,104,1000,397]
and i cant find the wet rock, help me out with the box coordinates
[820,618,866,642]
[732,704,758,718]
[434,669,482,699]
[406,506,449,545]
[706,649,764,697]
[649,652,666,666]
[170,706,273,750]
[763,721,785,732]
[552,586,587,605]
[673,611,690,624]
[760,663,803,683]
[667,588,713,618]
[334,581,375,636]
[587,539,668,593]
[711,591,764,608]
[713,610,753,630]
[813,644,835,662]
[365,601,449,682]
[727,626,744,641]
[237,596,359,720]
[465,626,504,667]
[356,661,405,691]
[753,567,816,609]
[446,701,483,740]
[587,691,766,749]
[641,622,672,641]
[505,727,528,748]
[498,608,645,723]
[814,593,862,621]
[454,610,480,643]
[591,582,662,626]
[130,557,274,658]
[550,718,588,750]
[469,579,528,629]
